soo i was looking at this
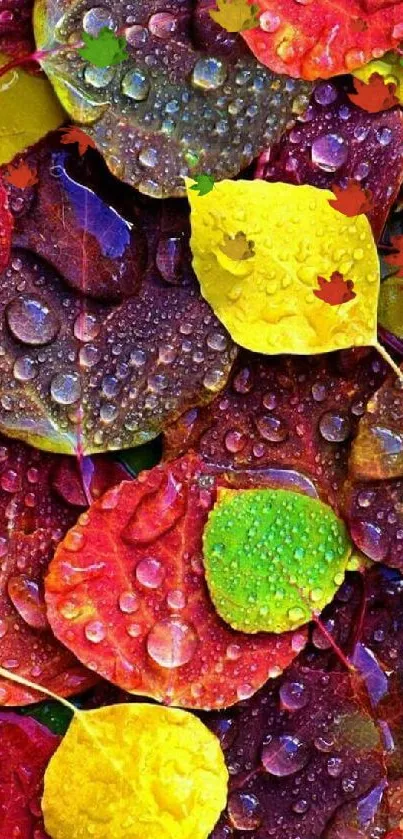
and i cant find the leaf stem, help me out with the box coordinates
[374,340,403,385]
[0,667,79,715]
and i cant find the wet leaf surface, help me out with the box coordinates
[0,135,236,454]
[0,711,59,838]
[349,369,403,480]
[45,454,307,710]
[0,0,34,61]
[242,0,403,80]
[255,80,403,242]
[344,478,403,569]
[206,564,403,839]
[34,0,312,197]
[0,435,127,705]
[164,349,388,513]
[0,178,13,271]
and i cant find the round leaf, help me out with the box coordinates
[187,180,380,355]
[43,703,228,839]
[45,455,307,709]
[203,487,352,633]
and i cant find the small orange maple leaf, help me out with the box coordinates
[59,126,97,157]
[328,180,373,217]
[314,272,357,306]
[4,160,38,189]
[348,73,399,113]
[384,235,403,278]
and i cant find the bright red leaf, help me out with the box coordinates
[329,180,374,217]
[4,160,38,189]
[45,454,307,710]
[241,0,403,80]
[0,712,58,838]
[59,125,97,157]
[348,73,400,113]
[0,436,128,705]
[314,272,357,306]
[0,180,13,273]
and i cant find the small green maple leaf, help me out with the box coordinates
[189,174,216,196]
[210,0,260,33]
[78,27,128,68]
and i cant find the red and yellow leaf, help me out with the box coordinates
[348,72,400,112]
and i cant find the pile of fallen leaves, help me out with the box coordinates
[0,1,402,838]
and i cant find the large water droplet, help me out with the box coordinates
[319,411,351,442]
[192,57,227,90]
[262,735,310,776]
[118,591,138,614]
[146,618,198,668]
[311,133,348,172]
[13,356,38,381]
[136,557,165,588]
[279,680,309,711]
[85,620,106,643]
[121,69,150,101]
[50,373,81,405]
[6,295,59,345]
[82,7,115,35]
[228,792,261,830]
[256,414,288,442]
[148,11,177,38]
[7,575,48,630]
[84,65,115,88]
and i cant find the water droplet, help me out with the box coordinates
[64,530,85,551]
[237,683,254,700]
[148,11,177,38]
[136,557,165,588]
[146,618,198,668]
[166,589,186,610]
[314,82,338,106]
[311,133,348,172]
[256,415,288,442]
[50,372,81,405]
[82,6,115,35]
[327,756,344,777]
[156,236,185,284]
[259,10,281,32]
[192,57,227,90]
[262,735,310,776]
[121,68,150,101]
[203,368,225,391]
[319,411,351,442]
[85,620,106,643]
[74,312,100,342]
[7,575,48,630]
[226,643,242,661]
[6,295,59,345]
[293,799,309,814]
[13,355,38,381]
[280,680,309,711]
[224,429,246,453]
[84,65,115,88]
[0,619,8,638]
[0,469,19,493]
[228,792,261,830]
[207,331,227,352]
[119,591,138,614]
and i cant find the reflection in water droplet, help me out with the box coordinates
[82,6,115,35]
[136,557,165,588]
[118,591,138,614]
[262,735,310,776]
[311,133,348,172]
[256,415,288,442]
[122,69,150,101]
[166,589,186,610]
[50,373,81,405]
[6,295,59,345]
[319,411,351,442]
[85,620,106,643]
[192,57,227,90]
[148,12,177,38]
[228,792,261,830]
[146,618,197,668]
[13,356,38,381]
[84,65,115,88]
[279,680,309,711]
[7,575,48,630]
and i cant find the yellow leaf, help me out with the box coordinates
[43,703,228,839]
[186,179,379,355]
[354,51,403,104]
[0,53,65,165]
[210,0,260,33]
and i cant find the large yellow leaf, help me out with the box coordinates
[0,54,65,165]
[187,179,379,355]
[43,703,228,839]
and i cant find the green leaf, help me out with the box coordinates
[20,701,74,735]
[78,27,128,68]
[190,174,216,196]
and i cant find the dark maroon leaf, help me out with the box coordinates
[164,349,387,512]
[36,0,312,197]
[0,135,236,454]
[0,0,34,61]
[349,369,403,480]
[344,478,403,569]
[206,564,403,838]
[255,79,403,241]
[0,434,127,704]
[0,712,58,838]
